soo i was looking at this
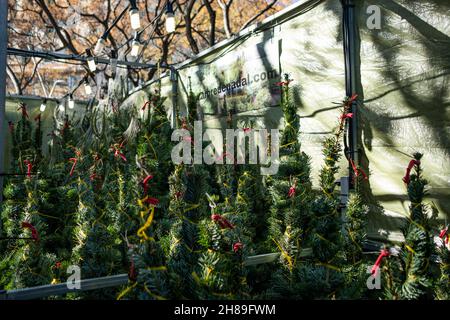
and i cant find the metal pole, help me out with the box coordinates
[342,0,359,187]
[0,0,8,225]
[7,48,171,70]
[170,66,178,128]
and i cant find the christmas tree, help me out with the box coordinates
[165,85,211,299]
[266,75,314,298]
[383,153,435,300]
[436,225,449,300]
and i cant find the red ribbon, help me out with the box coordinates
[23,160,32,178]
[439,226,449,245]
[90,173,97,181]
[21,222,40,242]
[211,214,234,229]
[144,197,159,206]
[17,104,28,118]
[288,180,297,198]
[349,158,368,181]
[371,249,389,276]
[275,79,293,86]
[340,113,354,122]
[128,259,138,282]
[113,142,127,162]
[182,135,195,145]
[142,175,154,194]
[175,191,183,200]
[402,159,420,185]
[141,101,152,111]
[243,128,251,134]
[345,94,358,106]
[233,242,244,253]
[69,158,78,176]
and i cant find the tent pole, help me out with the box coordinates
[0,0,8,233]
[342,0,359,189]
[170,67,178,129]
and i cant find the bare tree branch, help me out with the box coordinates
[202,0,216,46]
[184,0,199,54]
[34,0,79,54]
[240,0,278,31]
[217,0,234,39]
[6,65,22,95]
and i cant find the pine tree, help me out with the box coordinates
[196,192,250,299]
[436,231,449,300]
[117,90,174,300]
[166,87,212,299]
[266,74,313,298]
[340,191,369,299]
[1,103,46,289]
[303,96,356,299]
[71,152,122,299]
[383,153,435,300]
[8,178,56,288]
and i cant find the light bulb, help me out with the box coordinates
[58,103,65,112]
[85,82,92,95]
[129,9,141,30]
[165,13,176,34]
[94,38,106,55]
[68,96,75,109]
[87,57,97,72]
[131,40,141,57]
[40,100,47,112]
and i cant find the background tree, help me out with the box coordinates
[383,153,436,300]
[6,0,293,99]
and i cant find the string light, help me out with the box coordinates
[165,1,176,34]
[40,99,47,112]
[131,32,142,57]
[129,0,141,30]
[94,37,106,56]
[84,78,92,95]
[68,95,75,109]
[86,49,97,72]
[58,101,65,112]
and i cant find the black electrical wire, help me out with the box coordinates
[178,0,322,70]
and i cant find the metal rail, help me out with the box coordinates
[0,243,389,300]
[0,249,314,300]
[0,274,129,300]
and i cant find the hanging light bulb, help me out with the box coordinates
[129,1,141,30]
[165,2,176,34]
[94,37,106,56]
[86,49,97,72]
[58,101,65,112]
[84,81,92,95]
[68,95,75,109]
[40,99,47,112]
[131,32,142,57]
